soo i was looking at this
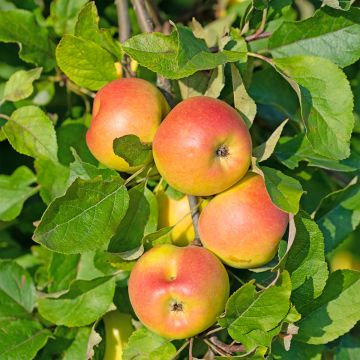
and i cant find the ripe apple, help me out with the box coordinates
[152,96,252,196]
[128,244,229,339]
[103,311,134,360]
[198,173,289,268]
[156,191,195,246]
[86,78,169,172]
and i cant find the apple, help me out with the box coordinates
[86,78,169,172]
[152,96,252,196]
[198,173,289,268]
[128,244,229,339]
[103,311,134,360]
[156,191,195,246]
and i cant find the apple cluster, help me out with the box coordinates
[86,78,289,340]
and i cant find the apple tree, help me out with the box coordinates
[0,0,359,359]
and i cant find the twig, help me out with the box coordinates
[202,326,224,337]
[248,52,273,64]
[189,337,194,360]
[245,31,272,42]
[145,0,162,31]
[171,340,190,360]
[209,336,246,354]
[131,0,154,33]
[0,113,10,121]
[203,338,228,357]
[116,0,131,42]
[188,195,201,246]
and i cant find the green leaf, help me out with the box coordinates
[296,270,360,344]
[315,180,360,253]
[231,63,256,128]
[204,65,225,98]
[272,340,323,360]
[122,23,247,79]
[0,166,37,221]
[219,271,292,351]
[335,335,360,360]
[261,166,303,214]
[75,1,122,59]
[108,184,158,254]
[33,177,129,254]
[56,34,118,90]
[34,158,70,205]
[269,8,360,67]
[2,67,42,102]
[253,119,288,162]
[323,0,352,11]
[68,149,119,185]
[0,9,56,71]
[49,0,88,36]
[47,253,80,293]
[0,260,35,319]
[57,118,97,166]
[284,211,329,312]
[62,327,93,360]
[123,327,176,360]
[38,276,115,327]
[3,106,58,161]
[113,135,152,167]
[274,56,354,160]
[0,318,50,360]
[275,134,360,172]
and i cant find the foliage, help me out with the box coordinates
[0,0,359,359]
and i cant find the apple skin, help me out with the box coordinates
[198,173,289,269]
[156,192,194,246]
[128,244,230,339]
[152,96,252,196]
[103,311,134,360]
[86,78,169,172]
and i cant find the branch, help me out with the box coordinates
[209,336,246,354]
[116,0,131,43]
[245,31,272,42]
[131,0,155,33]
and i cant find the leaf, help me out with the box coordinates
[284,211,329,312]
[113,135,152,167]
[0,9,56,71]
[323,0,351,11]
[272,340,323,360]
[49,0,88,36]
[0,166,37,222]
[296,270,360,344]
[2,67,42,102]
[38,276,115,327]
[47,253,80,293]
[253,119,288,162]
[122,23,247,79]
[178,71,209,99]
[75,1,122,59]
[275,134,360,172]
[33,177,129,254]
[63,326,93,360]
[205,65,225,98]
[261,166,303,214]
[3,106,58,161]
[219,272,292,351]
[56,34,118,90]
[315,180,360,253]
[231,63,257,128]
[335,335,360,360]
[0,260,35,319]
[123,327,176,360]
[274,56,354,160]
[34,158,70,205]
[270,7,360,68]
[108,184,158,254]
[0,318,50,360]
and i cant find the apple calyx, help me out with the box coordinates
[170,300,184,312]
[215,144,230,158]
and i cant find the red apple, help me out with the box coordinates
[128,244,229,339]
[152,96,252,196]
[86,78,169,172]
[198,173,289,268]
